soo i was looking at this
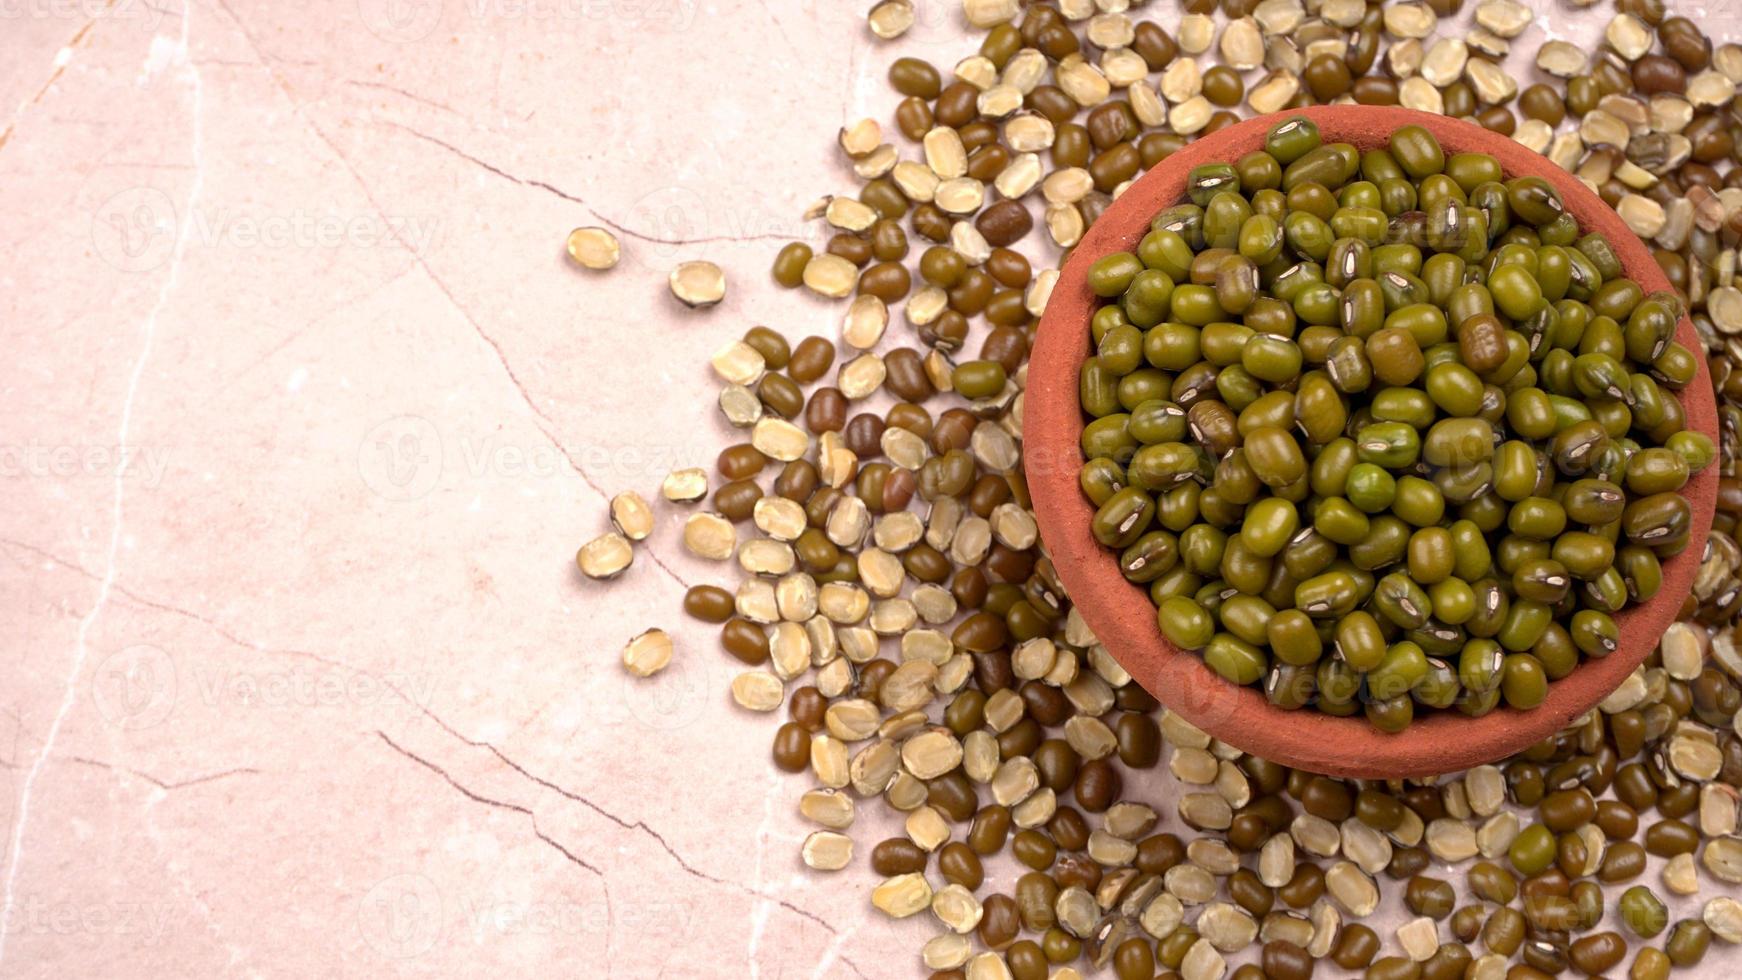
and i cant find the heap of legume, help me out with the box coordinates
[572,1,1742,977]
[1078,116,1715,730]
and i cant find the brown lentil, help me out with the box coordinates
[720,618,769,665]
[826,233,871,267]
[888,57,941,98]
[683,584,735,622]
[871,837,928,876]
[977,893,1019,951]
[600,10,1742,980]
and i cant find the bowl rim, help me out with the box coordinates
[1024,105,1719,779]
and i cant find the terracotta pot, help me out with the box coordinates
[1025,106,1719,778]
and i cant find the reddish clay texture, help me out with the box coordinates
[1026,106,1718,779]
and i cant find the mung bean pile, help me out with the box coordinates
[1079,116,1714,730]
[570,0,1742,977]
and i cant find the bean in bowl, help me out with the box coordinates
[1077,116,1714,732]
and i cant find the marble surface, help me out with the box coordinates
[0,0,1736,976]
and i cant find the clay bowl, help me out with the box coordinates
[1026,105,1719,779]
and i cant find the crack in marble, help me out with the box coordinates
[0,537,393,685]
[483,744,722,881]
[0,26,707,706]
[7,12,862,971]
[0,2,203,965]
[343,79,465,119]
[373,733,606,878]
[3,506,850,969]
[65,757,260,791]
[405,706,854,954]
[0,0,114,155]
[0,532,852,972]
[0,536,446,733]
[383,122,792,248]
[810,914,873,980]
[212,0,696,593]
[216,261,420,391]
[374,731,617,970]
[755,0,806,64]
[388,700,869,975]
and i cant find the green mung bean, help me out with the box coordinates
[1074,116,1706,731]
